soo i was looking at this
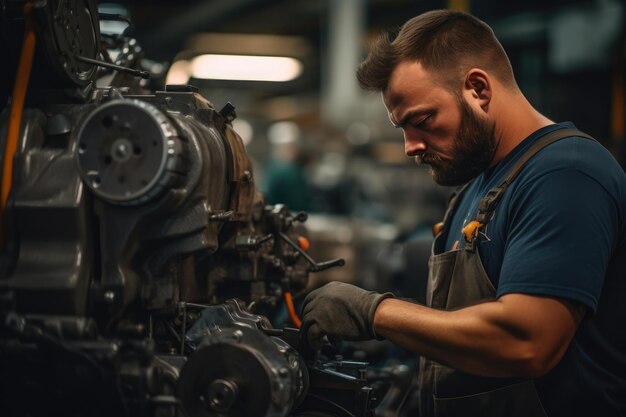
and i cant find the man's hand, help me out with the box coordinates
[300,281,394,350]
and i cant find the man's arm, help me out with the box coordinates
[373,293,585,378]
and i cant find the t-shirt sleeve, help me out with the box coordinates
[496,168,619,312]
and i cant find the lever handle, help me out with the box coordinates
[278,232,345,273]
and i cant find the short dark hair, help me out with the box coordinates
[356,10,516,92]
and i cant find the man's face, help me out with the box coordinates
[383,61,496,186]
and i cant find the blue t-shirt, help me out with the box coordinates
[444,122,626,416]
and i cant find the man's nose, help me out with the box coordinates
[404,131,427,156]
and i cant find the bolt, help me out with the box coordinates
[231,329,243,342]
[111,138,133,162]
[207,379,238,412]
[115,143,129,158]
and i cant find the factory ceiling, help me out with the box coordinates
[122,0,599,96]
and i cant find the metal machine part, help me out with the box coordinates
[0,3,385,417]
[0,89,236,317]
[39,0,101,86]
[177,300,377,417]
[0,0,100,91]
[76,99,185,205]
[179,301,308,417]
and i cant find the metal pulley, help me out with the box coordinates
[76,99,185,205]
[178,302,308,417]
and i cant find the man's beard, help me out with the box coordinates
[416,100,496,186]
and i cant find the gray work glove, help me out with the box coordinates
[300,281,394,350]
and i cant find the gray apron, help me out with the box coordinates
[417,128,595,417]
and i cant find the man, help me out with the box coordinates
[300,10,626,417]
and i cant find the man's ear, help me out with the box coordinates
[464,69,492,110]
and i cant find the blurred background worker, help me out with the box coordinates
[263,121,313,211]
[301,9,626,417]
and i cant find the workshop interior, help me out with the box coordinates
[0,0,624,416]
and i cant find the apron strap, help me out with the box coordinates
[441,183,472,231]
[433,182,473,252]
[475,128,596,225]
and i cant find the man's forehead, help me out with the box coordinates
[383,61,432,107]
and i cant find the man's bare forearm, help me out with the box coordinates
[373,293,583,378]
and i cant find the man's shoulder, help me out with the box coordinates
[516,133,626,195]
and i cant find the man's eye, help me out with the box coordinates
[412,115,432,129]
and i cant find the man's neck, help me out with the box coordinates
[490,92,553,166]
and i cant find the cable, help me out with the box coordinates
[284,291,302,328]
[1,2,36,251]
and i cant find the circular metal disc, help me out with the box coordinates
[178,343,272,417]
[76,99,179,204]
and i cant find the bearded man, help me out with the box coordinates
[301,9,626,417]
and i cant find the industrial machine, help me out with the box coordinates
[0,1,389,416]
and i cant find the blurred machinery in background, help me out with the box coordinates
[0,1,420,416]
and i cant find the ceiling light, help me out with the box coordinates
[190,54,303,82]
[165,60,191,85]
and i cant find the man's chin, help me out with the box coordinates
[415,159,471,186]
[431,172,454,186]
[430,166,474,187]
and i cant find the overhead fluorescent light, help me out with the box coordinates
[165,59,191,85]
[190,54,303,82]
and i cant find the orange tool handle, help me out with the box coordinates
[1,2,36,251]
[284,291,302,328]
